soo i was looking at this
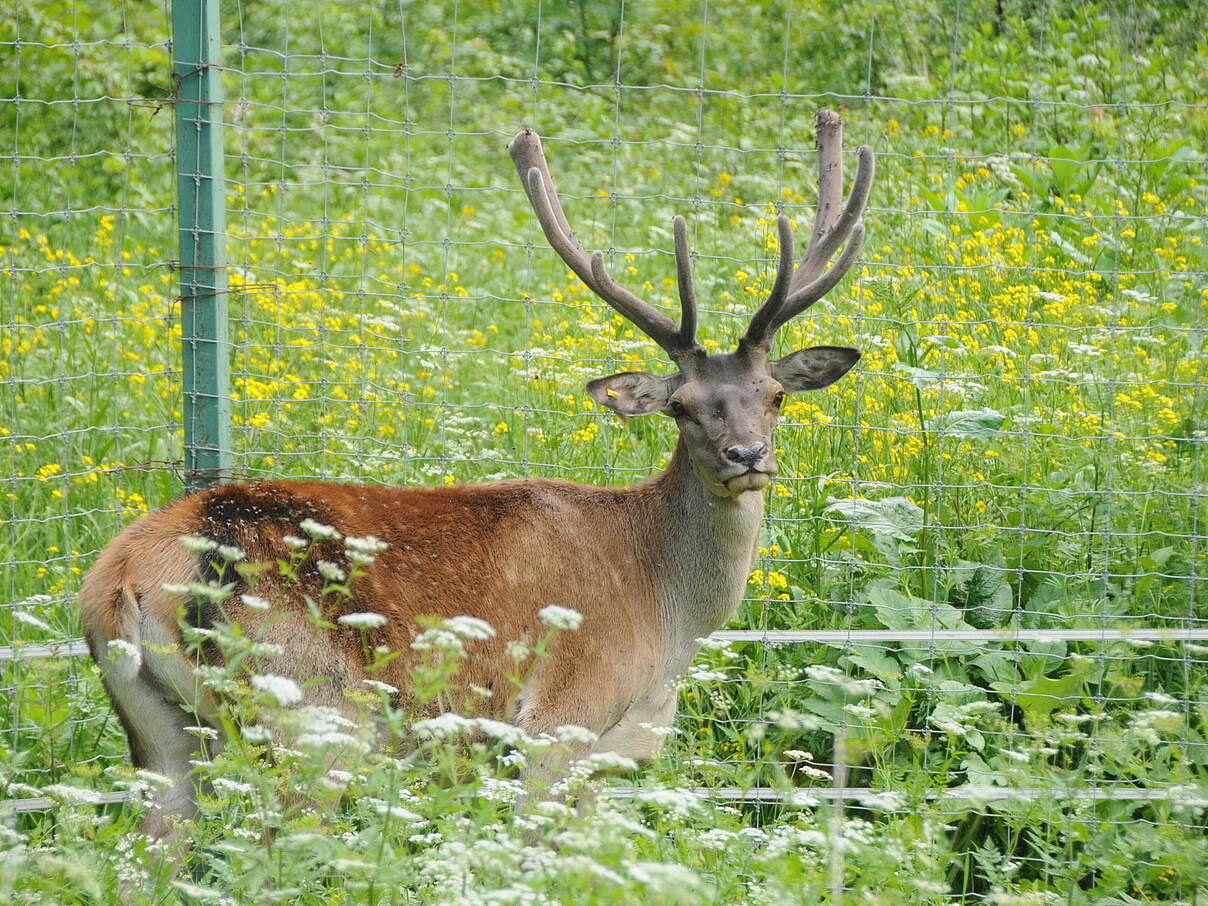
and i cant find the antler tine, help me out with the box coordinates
[585,248,683,345]
[792,143,875,293]
[741,214,794,348]
[741,111,875,348]
[672,215,698,349]
[509,129,693,361]
[770,221,865,333]
[791,109,845,291]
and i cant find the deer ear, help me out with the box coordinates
[771,346,860,392]
[587,372,683,416]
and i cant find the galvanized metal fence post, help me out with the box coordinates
[173,0,230,489]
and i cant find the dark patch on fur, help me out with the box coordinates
[199,483,333,531]
[184,531,239,669]
[189,483,341,655]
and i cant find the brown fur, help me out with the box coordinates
[81,467,673,739]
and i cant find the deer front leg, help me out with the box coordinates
[511,660,632,808]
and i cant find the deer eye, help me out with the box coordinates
[667,399,689,418]
[772,391,786,407]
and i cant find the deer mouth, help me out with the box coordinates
[724,471,771,494]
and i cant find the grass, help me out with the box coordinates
[2,0,1207,901]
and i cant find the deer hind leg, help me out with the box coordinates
[100,617,223,848]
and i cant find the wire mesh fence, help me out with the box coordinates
[2,0,1206,898]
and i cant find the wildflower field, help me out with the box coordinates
[2,0,1207,902]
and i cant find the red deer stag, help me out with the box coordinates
[80,109,874,841]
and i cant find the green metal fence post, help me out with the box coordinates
[173,0,231,490]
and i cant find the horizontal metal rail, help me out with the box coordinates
[711,628,1208,644]
[0,640,91,661]
[610,786,1207,804]
[5,784,1202,815]
[2,790,133,814]
[6,627,1207,663]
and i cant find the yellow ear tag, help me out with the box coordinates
[606,388,619,399]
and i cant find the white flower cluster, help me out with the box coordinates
[14,611,51,632]
[637,722,677,738]
[627,861,704,893]
[362,678,398,695]
[161,580,232,603]
[537,604,582,631]
[804,664,883,698]
[250,673,303,707]
[241,593,271,611]
[212,777,254,796]
[685,666,728,683]
[554,724,599,746]
[241,724,273,743]
[805,664,844,684]
[372,801,425,824]
[44,784,105,806]
[321,769,354,792]
[411,628,465,656]
[443,615,495,640]
[106,638,142,671]
[345,534,388,565]
[316,559,347,583]
[850,792,908,816]
[471,718,530,747]
[1130,708,1184,745]
[586,751,638,772]
[505,640,530,660]
[410,712,477,740]
[408,713,605,758]
[179,534,244,561]
[179,534,218,554]
[411,615,497,656]
[694,636,736,657]
[338,611,387,630]
[296,707,369,753]
[299,518,341,540]
[476,777,525,804]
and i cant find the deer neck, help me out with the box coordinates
[642,439,765,643]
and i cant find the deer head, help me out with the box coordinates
[510,110,874,498]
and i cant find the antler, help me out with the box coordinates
[509,129,701,363]
[742,110,875,349]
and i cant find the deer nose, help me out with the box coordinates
[724,443,769,467]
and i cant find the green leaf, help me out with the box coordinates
[893,363,942,388]
[990,657,1091,728]
[962,753,1007,787]
[865,585,969,632]
[824,497,924,543]
[844,645,904,685]
[927,408,1006,439]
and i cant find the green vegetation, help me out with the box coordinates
[2,0,1206,901]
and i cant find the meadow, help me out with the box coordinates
[1,0,1206,901]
